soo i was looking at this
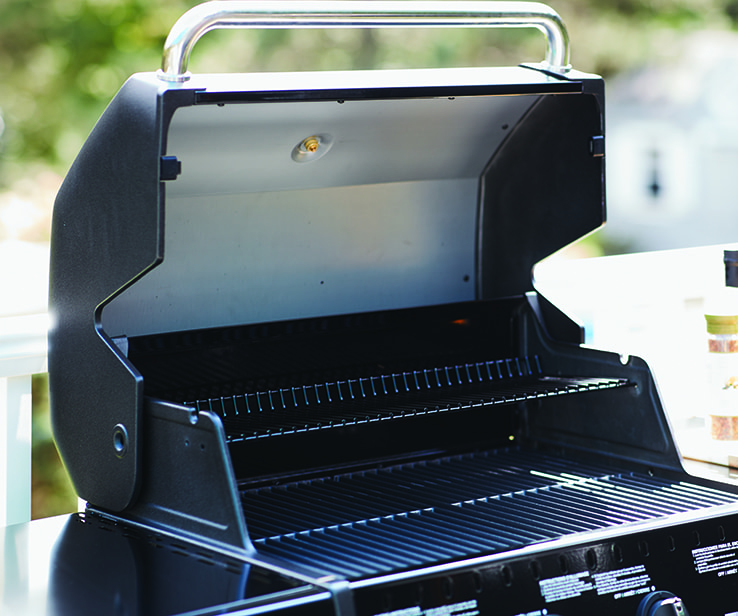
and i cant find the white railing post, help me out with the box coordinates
[0,375,32,526]
[0,314,48,527]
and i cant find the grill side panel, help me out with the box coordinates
[49,77,170,512]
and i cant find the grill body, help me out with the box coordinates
[47,8,738,615]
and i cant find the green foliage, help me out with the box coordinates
[31,374,76,518]
[0,0,189,173]
[0,0,733,181]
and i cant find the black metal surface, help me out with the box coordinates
[351,508,738,616]
[128,300,521,403]
[48,76,163,512]
[121,398,254,553]
[241,448,738,580]
[48,79,197,512]
[479,90,605,300]
[126,297,679,485]
[192,75,584,104]
[98,293,687,557]
[10,514,334,616]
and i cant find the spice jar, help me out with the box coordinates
[704,250,738,440]
[706,315,738,354]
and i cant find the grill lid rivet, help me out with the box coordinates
[113,423,129,459]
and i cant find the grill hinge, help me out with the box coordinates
[590,135,605,157]
[160,155,182,180]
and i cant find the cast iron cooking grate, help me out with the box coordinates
[188,355,630,441]
[243,449,738,579]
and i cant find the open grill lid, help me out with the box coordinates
[48,1,605,515]
[98,77,604,340]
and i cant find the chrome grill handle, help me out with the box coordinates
[158,0,571,82]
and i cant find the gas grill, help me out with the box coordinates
[47,2,738,615]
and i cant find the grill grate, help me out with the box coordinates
[243,449,738,579]
[188,356,630,441]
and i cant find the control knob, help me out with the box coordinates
[637,591,689,616]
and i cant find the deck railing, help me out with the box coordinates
[0,313,47,526]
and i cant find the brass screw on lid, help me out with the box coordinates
[291,134,333,163]
[302,136,320,153]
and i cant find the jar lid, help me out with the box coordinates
[706,313,738,335]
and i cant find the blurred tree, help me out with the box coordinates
[0,0,189,176]
[1,0,733,182]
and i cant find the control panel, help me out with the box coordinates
[356,512,738,616]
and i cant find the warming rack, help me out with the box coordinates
[187,355,630,442]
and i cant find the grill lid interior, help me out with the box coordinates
[101,91,536,338]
